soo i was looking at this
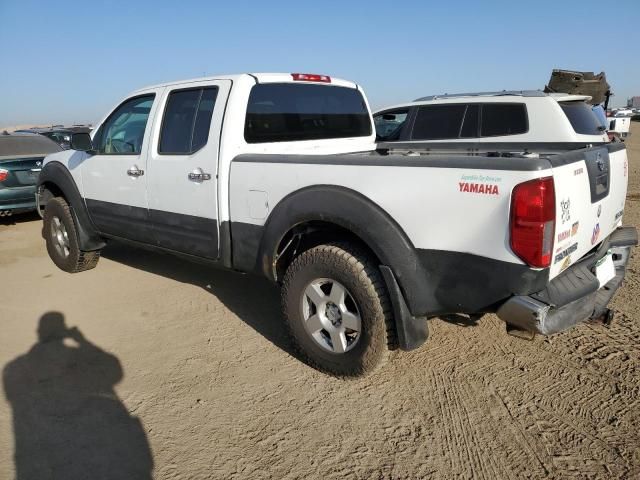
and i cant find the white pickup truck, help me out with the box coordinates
[37,73,637,377]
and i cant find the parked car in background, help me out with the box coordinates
[0,132,62,217]
[14,126,91,150]
[374,91,609,145]
[607,114,631,139]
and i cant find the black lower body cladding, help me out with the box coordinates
[230,219,550,317]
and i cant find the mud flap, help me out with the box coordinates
[379,265,429,350]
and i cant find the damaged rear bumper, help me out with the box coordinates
[497,226,637,335]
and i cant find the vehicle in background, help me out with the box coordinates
[15,126,91,150]
[0,132,62,217]
[37,73,636,377]
[613,109,633,117]
[607,114,631,140]
[373,91,608,145]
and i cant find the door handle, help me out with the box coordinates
[188,168,212,182]
[127,165,144,177]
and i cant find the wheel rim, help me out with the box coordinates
[51,216,70,258]
[300,278,362,354]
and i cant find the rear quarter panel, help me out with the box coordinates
[229,157,551,264]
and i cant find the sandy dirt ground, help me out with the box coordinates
[1,126,639,480]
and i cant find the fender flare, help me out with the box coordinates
[255,185,434,317]
[38,161,105,251]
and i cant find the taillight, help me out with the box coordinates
[291,73,331,83]
[510,177,555,268]
[0,169,8,182]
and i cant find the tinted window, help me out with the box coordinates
[560,101,603,135]
[159,87,218,154]
[411,105,466,140]
[480,104,527,137]
[460,104,479,138]
[244,83,371,143]
[97,95,154,154]
[374,110,408,140]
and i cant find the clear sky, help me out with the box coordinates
[1,0,638,127]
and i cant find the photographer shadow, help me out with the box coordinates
[2,312,153,480]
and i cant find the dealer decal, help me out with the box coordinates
[554,243,578,264]
[560,198,571,223]
[458,182,499,195]
[574,167,584,176]
[591,223,600,245]
[557,230,570,242]
[614,210,623,221]
[560,255,572,272]
[571,221,579,236]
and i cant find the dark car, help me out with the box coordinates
[14,126,91,150]
[0,133,62,217]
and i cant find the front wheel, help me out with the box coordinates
[43,197,100,273]
[281,242,395,377]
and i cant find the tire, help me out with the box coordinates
[281,242,395,377]
[43,197,100,273]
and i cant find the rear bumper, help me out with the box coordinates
[0,185,37,211]
[497,226,638,335]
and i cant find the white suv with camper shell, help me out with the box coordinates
[373,91,609,146]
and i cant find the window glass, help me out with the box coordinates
[97,95,154,154]
[411,105,466,140]
[159,87,218,154]
[480,104,527,137]
[560,101,603,135]
[460,104,479,138]
[244,83,371,143]
[374,110,408,141]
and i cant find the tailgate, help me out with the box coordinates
[0,156,44,188]
[549,143,628,279]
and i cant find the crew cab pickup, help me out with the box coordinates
[37,73,637,377]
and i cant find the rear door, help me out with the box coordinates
[146,80,231,259]
[82,93,161,243]
[549,143,628,278]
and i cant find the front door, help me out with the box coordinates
[81,93,161,243]
[146,80,231,259]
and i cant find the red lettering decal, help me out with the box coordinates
[459,182,465,191]
[492,185,499,195]
[470,184,479,193]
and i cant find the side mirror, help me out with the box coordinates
[70,132,95,152]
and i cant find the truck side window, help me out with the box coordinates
[159,87,219,155]
[480,103,528,137]
[374,110,408,141]
[95,95,155,155]
[411,105,466,140]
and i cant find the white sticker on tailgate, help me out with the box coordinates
[595,252,615,288]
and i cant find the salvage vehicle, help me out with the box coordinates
[373,91,608,144]
[37,73,637,376]
[0,132,61,217]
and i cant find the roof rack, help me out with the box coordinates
[413,90,546,102]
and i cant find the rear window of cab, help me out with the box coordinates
[244,83,372,143]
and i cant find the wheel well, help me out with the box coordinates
[40,181,64,202]
[273,220,381,281]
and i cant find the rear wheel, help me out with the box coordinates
[281,242,394,377]
[43,197,100,273]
